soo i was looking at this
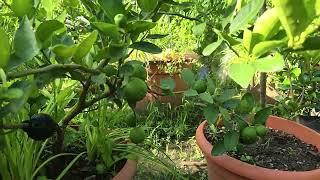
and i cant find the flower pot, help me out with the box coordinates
[113,160,137,180]
[195,116,320,180]
[135,54,197,111]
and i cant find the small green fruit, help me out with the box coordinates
[114,14,127,28]
[96,163,106,174]
[255,125,268,137]
[123,78,148,103]
[193,79,207,94]
[129,127,146,144]
[240,126,257,144]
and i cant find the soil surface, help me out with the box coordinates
[205,127,320,171]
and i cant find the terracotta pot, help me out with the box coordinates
[112,160,137,180]
[196,116,320,180]
[135,60,193,111]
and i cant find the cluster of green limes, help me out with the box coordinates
[240,125,268,144]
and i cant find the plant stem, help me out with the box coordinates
[6,64,100,80]
[259,1,267,108]
[158,12,201,22]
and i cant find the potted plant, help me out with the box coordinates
[188,0,320,179]
[0,0,181,179]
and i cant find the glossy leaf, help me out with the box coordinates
[129,41,162,54]
[252,40,287,57]
[224,130,240,151]
[254,53,284,72]
[181,68,195,86]
[160,78,175,91]
[36,20,65,43]
[11,0,34,17]
[253,8,281,41]
[127,21,157,33]
[203,105,219,125]
[236,93,255,114]
[202,40,223,56]
[184,89,198,97]
[211,140,226,156]
[229,0,264,33]
[137,0,158,12]
[13,17,40,64]
[98,0,126,21]
[73,30,98,63]
[253,107,273,125]
[52,44,77,59]
[199,92,213,104]
[0,28,10,69]
[227,62,256,88]
[92,22,120,40]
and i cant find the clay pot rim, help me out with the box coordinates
[195,116,320,179]
[112,159,137,180]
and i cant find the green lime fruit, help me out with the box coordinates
[114,14,127,28]
[240,126,257,144]
[255,125,268,137]
[96,163,106,174]
[123,78,148,103]
[129,127,146,144]
[193,79,207,93]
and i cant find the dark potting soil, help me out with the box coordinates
[204,126,320,171]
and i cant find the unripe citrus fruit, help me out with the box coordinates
[129,127,146,144]
[193,79,207,93]
[123,78,147,103]
[255,125,268,137]
[130,62,147,80]
[240,126,257,144]
[114,14,127,28]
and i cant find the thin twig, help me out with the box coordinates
[158,12,201,22]
[7,64,100,80]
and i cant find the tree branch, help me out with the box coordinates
[158,12,201,22]
[7,64,101,80]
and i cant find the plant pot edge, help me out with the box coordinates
[195,116,320,180]
[112,159,137,180]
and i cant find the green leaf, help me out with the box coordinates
[137,0,159,12]
[13,17,40,64]
[0,28,10,69]
[73,30,98,63]
[273,0,319,47]
[92,22,120,40]
[216,88,238,103]
[224,130,240,151]
[253,8,281,41]
[192,23,206,35]
[91,74,107,85]
[127,21,157,33]
[252,40,287,57]
[236,93,255,114]
[181,68,195,86]
[206,77,216,95]
[11,0,34,17]
[211,140,226,156]
[36,20,65,43]
[160,78,175,91]
[243,29,253,53]
[227,62,256,88]
[146,34,169,39]
[98,0,126,22]
[199,92,213,104]
[52,44,77,59]
[202,40,223,56]
[203,105,219,125]
[254,53,284,72]
[219,107,231,121]
[184,89,198,97]
[129,41,162,54]
[253,106,273,125]
[229,0,264,33]
[299,36,320,51]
